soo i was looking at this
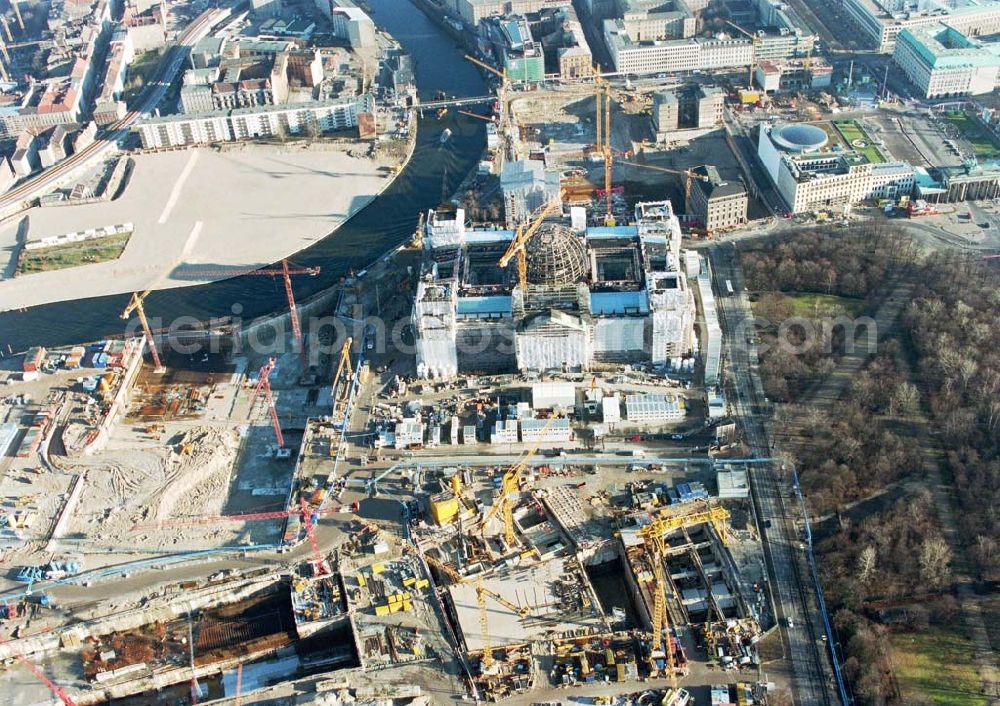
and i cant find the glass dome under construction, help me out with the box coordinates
[524,223,588,287]
[771,123,829,153]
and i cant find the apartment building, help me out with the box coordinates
[688,165,748,233]
[450,0,567,26]
[894,23,1000,98]
[135,95,371,148]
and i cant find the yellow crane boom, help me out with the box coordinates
[476,576,530,671]
[620,161,710,211]
[330,337,354,421]
[481,416,556,546]
[498,196,562,290]
[725,20,757,88]
[121,290,165,374]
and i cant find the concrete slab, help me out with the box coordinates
[448,557,605,652]
[0,143,399,311]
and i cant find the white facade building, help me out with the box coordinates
[842,0,1000,53]
[758,122,915,214]
[624,393,684,424]
[894,23,1000,98]
[605,18,752,75]
[491,419,519,444]
[520,417,573,443]
[134,96,370,148]
[531,382,576,409]
[394,419,425,448]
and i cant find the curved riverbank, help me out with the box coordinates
[0,0,486,354]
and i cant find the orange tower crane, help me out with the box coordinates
[0,634,78,705]
[121,289,165,373]
[250,357,284,448]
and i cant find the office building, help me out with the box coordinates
[757,122,915,213]
[605,20,752,75]
[894,23,1000,98]
[481,15,546,82]
[134,95,371,148]
[842,0,1000,53]
[689,165,748,233]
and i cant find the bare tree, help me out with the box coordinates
[918,536,953,589]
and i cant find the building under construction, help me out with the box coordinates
[413,200,696,377]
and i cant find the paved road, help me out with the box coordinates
[0,7,227,216]
[708,243,840,706]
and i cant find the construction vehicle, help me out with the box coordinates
[120,290,165,373]
[480,417,555,547]
[249,358,284,449]
[593,66,615,225]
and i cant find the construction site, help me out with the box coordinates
[0,51,782,705]
[453,54,756,233]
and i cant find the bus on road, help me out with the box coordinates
[725,279,734,296]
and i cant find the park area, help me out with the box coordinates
[782,292,866,318]
[833,120,885,163]
[891,626,988,706]
[943,110,1000,160]
[16,231,131,275]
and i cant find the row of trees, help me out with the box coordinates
[902,254,1000,582]
[741,225,914,299]
[739,227,992,705]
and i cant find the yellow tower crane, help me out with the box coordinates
[121,290,165,374]
[725,21,758,89]
[497,196,563,291]
[330,337,354,421]
[480,416,556,547]
[477,576,530,671]
[620,161,711,215]
[638,503,731,682]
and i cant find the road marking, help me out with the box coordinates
[180,220,203,258]
[157,150,199,224]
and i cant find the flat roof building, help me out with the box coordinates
[689,165,748,234]
[894,22,1000,98]
[842,0,1000,53]
[757,122,915,213]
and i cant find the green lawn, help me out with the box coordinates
[833,120,885,164]
[892,627,988,706]
[943,111,1000,159]
[18,232,131,275]
[783,292,866,318]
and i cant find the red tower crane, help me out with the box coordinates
[186,260,319,358]
[130,500,331,574]
[250,357,284,448]
[0,634,77,706]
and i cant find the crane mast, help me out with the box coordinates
[121,290,165,373]
[250,357,284,448]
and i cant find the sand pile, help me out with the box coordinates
[153,426,238,521]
